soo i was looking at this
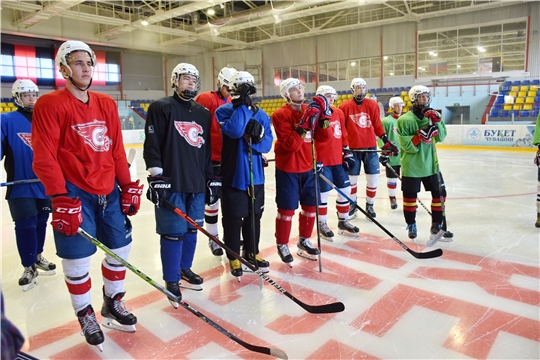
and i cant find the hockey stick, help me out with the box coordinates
[162,199,345,314]
[127,148,136,167]
[76,228,287,359]
[310,136,323,272]
[384,163,432,216]
[351,149,392,153]
[247,137,264,290]
[0,178,41,187]
[319,174,443,259]
[426,142,448,247]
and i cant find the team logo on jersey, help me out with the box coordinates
[332,121,342,139]
[71,120,112,152]
[174,121,205,148]
[349,113,371,128]
[17,133,33,149]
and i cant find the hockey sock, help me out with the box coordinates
[337,186,351,220]
[160,235,183,282]
[387,178,397,197]
[14,216,38,267]
[403,192,417,224]
[180,229,197,270]
[430,193,445,224]
[102,243,130,297]
[241,213,262,254]
[299,205,316,239]
[36,212,49,255]
[63,256,92,313]
[349,175,358,203]
[319,190,330,223]
[537,183,540,213]
[366,174,378,205]
[223,217,243,260]
[275,209,294,244]
[204,202,219,236]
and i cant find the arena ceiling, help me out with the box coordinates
[0,0,534,55]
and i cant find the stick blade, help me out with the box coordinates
[301,301,345,314]
[426,230,445,247]
[270,348,289,360]
[408,248,443,259]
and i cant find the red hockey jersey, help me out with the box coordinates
[315,107,349,167]
[339,98,384,148]
[196,90,230,162]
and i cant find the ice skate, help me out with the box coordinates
[101,289,137,333]
[229,259,243,281]
[297,238,320,261]
[242,251,270,273]
[536,213,540,228]
[77,304,104,352]
[180,269,203,291]
[208,238,223,257]
[35,253,56,275]
[319,221,334,242]
[365,203,376,219]
[406,223,417,240]
[277,244,293,267]
[18,265,38,292]
[165,281,182,308]
[389,196,398,210]
[430,223,454,242]
[348,205,358,220]
[337,219,360,237]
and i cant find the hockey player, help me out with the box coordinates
[32,40,143,351]
[533,111,540,228]
[1,79,56,292]
[272,78,332,266]
[144,63,214,300]
[378,96,405,210]
[314,85,359,242]
[397,85,453,240]
[215,71,273,279]
[339,78,399,219]
[196,66,236,257]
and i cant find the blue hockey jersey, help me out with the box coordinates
[1,110,47,199]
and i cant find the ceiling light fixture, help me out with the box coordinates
[141,20,149,26]
[207,8,215,16]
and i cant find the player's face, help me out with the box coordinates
[178,74,197,92]
[416,93,430,106]
[20,92,38,109]
[324,93,335,105]
[65,51,94,87]
[392,103,404,115]
[288,84,304,103]
[219,85,231,98]
[353,85,367,97]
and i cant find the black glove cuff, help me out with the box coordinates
[380,134,389,144]
[295,127,306,137]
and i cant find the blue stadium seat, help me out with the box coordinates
[489,109,500,117]
[520,110,530,117]
[495,96,505,104]
[522,80,530,86]
[499,90,509,96]
[503,81,512,86]
[512,80,521,86]
[492,105,502,111]
[501,110,509,117]
[532,79,540,85]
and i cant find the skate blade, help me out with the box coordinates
[36,269,56,276]
[337,230,360,237]
[242,264,269,273]
[102,318,136,333]
[95,343,104,352]
[426,230,444,247]
[21,279,38,292]
[320,235,334,242]
[296,250,318,261]
[179,282,203,291]
[167,298,179,309]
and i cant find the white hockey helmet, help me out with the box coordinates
[280,78,303,103]
[55,40,96,76]
[12,79,39,108]
[408,85,431,108]
[217,67,236,88]
[229,71,256,92]
[389,96,405,108]
[171,63,201,100]
[316,85,337,101]
[350,78,368,101]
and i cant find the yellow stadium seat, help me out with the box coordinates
[403,107,409,113]
[530,85,539,91]
[525,97,535,104]
[347,94,353,99]
[528,91,537,97]
[503,104,512,110]
[508,91,517,98]
[401,91,407,97]
[523,103,533,111]
[515,97,525,104]
[513,104,522,110]
[518,91,526,97]
[511,86,519,92]
[0,102,6,108]
[406,101,413,107]
[520,86,529,92]
[403,95,410,102]
[8,103,16,108]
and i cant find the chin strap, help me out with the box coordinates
[69,76,93,92]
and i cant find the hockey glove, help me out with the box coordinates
[206,177,222,206]
[380,134,400,156]
[535,145,540,167]
[120,180,144,216]
[418,124,439,143]
[262,155,269,168]
[312,94,332,119]
[342,147,355,171]
[424,109,442,123]
[245,119,265,144]
[51,196,83,236]
[316,161,324,174]
[379,154,390,166]
[232,83,256,108]
[147,176,171,208]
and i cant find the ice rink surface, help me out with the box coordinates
[1,145,538,360]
